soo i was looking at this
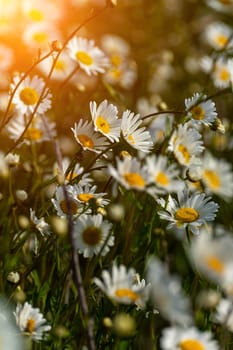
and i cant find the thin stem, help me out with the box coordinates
[142,110,184,121]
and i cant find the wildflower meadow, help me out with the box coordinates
[1,0,233,349]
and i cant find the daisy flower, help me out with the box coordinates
[101,34,130,60]
[120,110,153,153]
[93,264,151,309]
[149,113,174,144]
[103,62,138,89]
[205,0,233,13]
[158,189,219,235]
[51,185,82,218]
[212,58,231,88]
[14,302,51,341]
[160,326,219,350]
[21,0,62,23]
[73,184,109,208]
[204,22,233,50]
[67,37,109,76]
[199,152,233,200]
[188,233,233,295]
[73,213,114,258]
[185,92,217,127]
[90,100,121,142]
[108,156,149,192]
[146,257,193,326]
[146,155,184,194]
[168,123,204,168]
[11,75,52,116]
[71,118,109,153]
[213,298,233,332]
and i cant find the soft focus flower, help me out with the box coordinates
[30,209,50,236]
[213,298,233,332]
[204,22,233,50]
[185,92,217,127]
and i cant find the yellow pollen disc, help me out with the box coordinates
[95,115,110,134]
[115,288,139,302]
[25,127,42,141]
[75,51,93,66]
[60,199,78,215]
[82,226,101,246]
[111,54,122,66]
[177,144,190,164]
[191,106,205,120]
[179,339,205,350]
[216,34,228,47]
[127,134,135,144]
[206,256,224,274]
[54,59,66,71]
[110,68,121,79]
[28,9,44,21]
[124,172,145,188]
[203,170,220,189]
[32,32,48,44]
[19,87,39,105]
[26,319,36,333]
[219,69,230,81]
[78,134,94,149]
[156,172,169,186]
[78,193,94,203]
[175,207,199,223]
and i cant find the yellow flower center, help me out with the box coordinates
[205,255,224,274]
[60,199,78,215]
[179,339,205,350]
[26,318,36,333]
[82,226,101,246]
[54,59,66,72]
[115,288,139,302]
[191,106,205,120]
[75,51,93,66]
[127,134,135,144]
[177,144,190,164]
[124,172,145,188]
[111,54,122,66]
[77,193,94,203]
[28,9,44,21]
[216,34,228,47]
[78,134,94,149]
[175,207,199,223]
[110,68,122,79]
[32,32,48,44]
[219,68,230,81]
[19,87,39,105]
[25,127,42,141]
[156,172,169,186]
[203,170,220,189]
[95,115,110,134]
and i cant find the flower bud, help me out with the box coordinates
[113,313,136,338]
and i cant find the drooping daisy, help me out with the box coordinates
[14,302,51,341]
[6,114,56,144]
[199,152,233,200]
[93,264,151,309]
[73,213,114,258]
[120,109,153,153]
[146,155,184,195]
[168,123,204,168]
[51,185,81,218]
[188,233,233,294]
[108,156,149,192]
[185,92,217,127]
[160,326,219,350]
[90,100,121,142]
[212,58,231,88]
[67,37,109,76]
[30,209,50,236]
[213,298,233,332]
[11,75,52,116]
[71,118,109,153]
[146,257,193,326]
[158,189,219,235]
[204,22,233,50]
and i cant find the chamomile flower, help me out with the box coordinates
[22,22,61,50]
[168,123,204,168]
[101,34,130,59]
[71,118,109,153]
[146,155,184,194]
[158,189,219,235]
[14,302,51,341]
[160,326,219,350]
[93,264,150,309]
[73,213,114,258]
[108,156,149,191]
[149,113,174,144]
[51,185,81,218]
[120,110,153,153]
[146,257,193,326]
[212,58,231,88]
[204,22,233,50]
[199,152,233,200]
[11,75,52,116]
[185,92,217,127]
[188,233,233,294]
[73,184,109,208]
[21,0,62,23]
[67,37,109,76]
[90,100,121,142]
[213,298,233,332]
